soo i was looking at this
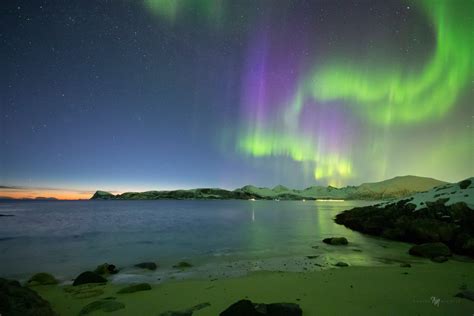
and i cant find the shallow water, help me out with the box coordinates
[0,200,419,282]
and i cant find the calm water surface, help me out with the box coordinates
[0,200,415,281]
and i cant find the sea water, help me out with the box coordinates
[0,200,417,283]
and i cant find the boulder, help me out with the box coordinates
[408,242,451,258]
[220,299,302,316]
[322,237,348,245]
[27,272,58,286]
[94,263,118,275]
[0,278,56,315]
[219,300,261,316]
[135,262,157,270]
[266,303,302,316]
[334,262,349,267]
[117,283,151,294]
[455,290,474,301]
[73,271,107,286]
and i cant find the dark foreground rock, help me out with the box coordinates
[455,290,474,301]
[408,242,452,258]
[322,237,348,245]
[117,283,151,294]
[335,186,474,257]
[0,278,56,315]
[220,299,302,316]
[135,262,157,270]
[73,271,107,286]
[27,273,58,286]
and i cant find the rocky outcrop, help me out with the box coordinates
[0,278,56,315]
[335,179,474,257]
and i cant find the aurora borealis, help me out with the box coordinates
[1,0,472,198]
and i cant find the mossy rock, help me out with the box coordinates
[173,261,193,268]
[27,272,58,286]
[78,299,125,315]
[117,283,151,294]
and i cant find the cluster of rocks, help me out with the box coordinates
[335,197,474,257]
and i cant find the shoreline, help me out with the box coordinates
[31,261,474,315]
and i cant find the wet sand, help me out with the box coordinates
[33,260,474,315]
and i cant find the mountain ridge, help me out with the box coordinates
[91,175,449,201]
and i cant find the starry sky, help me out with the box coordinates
[1,0,472,199]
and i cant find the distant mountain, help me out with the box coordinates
[91,175,448,201]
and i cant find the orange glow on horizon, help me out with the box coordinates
[0,189,95,200]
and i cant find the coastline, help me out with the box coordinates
[33,261,474,315]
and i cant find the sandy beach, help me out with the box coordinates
[32,259,474,315]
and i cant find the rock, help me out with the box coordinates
[455,290,474,301]
[73,271,107,286]
[78,299,125,315]
[459,179,471,189]
[0,278,56,315]
[94,263,118,275]
[27,272,58,286]
[135,262,157,270]
[173,261,193,268]
[219,299,261,316]
[220,299,302,316]
[408,242,451,258]
[160,302,211,316]
[117,283,151,294]
[306,255,318,259]
[334,262,349,267]
[400,263,411,268]
[323,237,348,245]
[431,256,449,263]
[266,303,302,316]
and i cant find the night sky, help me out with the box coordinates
[1,0,472,199]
